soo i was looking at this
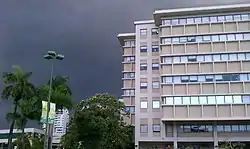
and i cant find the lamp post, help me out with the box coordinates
[43,51,64,149]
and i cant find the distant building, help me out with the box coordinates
[43,108,69,144]
[52,108,69,143]
[0,128,44,148]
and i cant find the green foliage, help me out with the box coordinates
[1,65,36,149]
[13,133,44,149]
[60,94,133,149]
[2,65,74,149]
[36,76,73,110]
[219,142,245,149]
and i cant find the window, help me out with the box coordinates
[233,96,242,103]
[152,81,160,89]
[125,106,135,112]
[181,76,189,82]
[165,97,174,105]
[140,29,147,36]
[162,76,172,83]
[173,57,180,63]
[241,14,249,20]
[151,28,158,35]
[187,18,194,24]
[179,18,186,25]
[162,57,172,63]
[191,96,199,104]
[197,55,204,62]
[243,96,250,104]
[152,63,159,70]
[182,96,190,104]
[202,17,210,23]
[131,40,135,46]
[205,55,212,62]
[140,46,147,53]
[225,15,233,21]
[152,45,159,52]
[233,15,241,21]
[189,76,198,82]
[203,35,211,41]
[205,75,213,82]
[140,82,148,89]
[171,19,179,25]
[210,16,217,22]
[140,63,147,71]
[207,96,216,104]
[140,124,148,133]
[225,96,233,104]
[140,101,148,108]
[215,75,223,81]
[194,17,202,23]
[229,54,237,61]
[152,124,161,132]
[124,41,130,47]
[199,96,207,104]
[212,35,219,42]
[174,97,182,105]
[123,56,135,62]
[216,96,224,104]
[181,56,188,62]
[221,54,229,61]
[152,100,160,108]
[236,34,243,40]
[244,33,250,40]
[187,56,197,62]
[240,74,248,81]
[213,55,221,61]
[180,37,187,43]
[217,16,225,22]
[219,35,227,41]
[227,34,235,40]
[238,53,245,60]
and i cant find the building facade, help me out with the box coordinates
[118,3,250,149]
[43,108,69,144]
[52,108,69,143]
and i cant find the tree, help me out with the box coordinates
[13,133,44,149]
[60,94,133,149]
[219,141,245,149]
[37,76,73,110]
[1,65,35,149]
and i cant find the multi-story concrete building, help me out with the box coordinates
[118,3,250,149]
[52,108,69,143]
[43,108,69,144]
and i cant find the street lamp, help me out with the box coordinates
[43,51,64,149]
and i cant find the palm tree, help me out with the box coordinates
[13,133,44,149]
[16,98,41,149]
[1,65,35,149]
[37,76,73,109]
[16,76,73,148]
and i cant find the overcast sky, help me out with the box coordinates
[0,0,249,128]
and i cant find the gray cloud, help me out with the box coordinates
[0,0,249,128]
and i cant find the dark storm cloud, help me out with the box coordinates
[0,0,249,128]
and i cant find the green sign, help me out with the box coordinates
[40,101,56,124]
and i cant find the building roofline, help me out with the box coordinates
[117,33,135,46]
[153,3,250,26]
[134,20,154,25]
[0,128,44,134]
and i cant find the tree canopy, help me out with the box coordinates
[60,94,133,149]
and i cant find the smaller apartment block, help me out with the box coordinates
[118,3,250,149]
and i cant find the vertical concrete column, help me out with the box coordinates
[213,122,218,148]
[135,142,139,149]
[161,121,166,138]
[173,122,178,149]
